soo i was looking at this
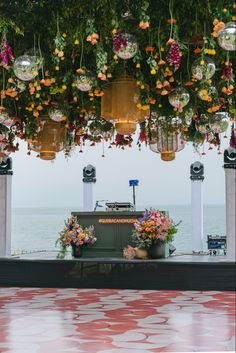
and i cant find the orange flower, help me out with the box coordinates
[185,81,194,86]
[139,21,150,29]
[148,98,156,104]
[145,46,155,52]
[166,38,175,45]
[33,111,39,118]
[161,89,169,95]
[94,89,104,97]
[76,68,85,74]
[194,47,202,54]
[167,19,177,24]
[212,21,225,37]
[207,105,220,113]
[222,86,233,95]
[158,59,166,65]
[163,80,170,87]
[91,33,99,40]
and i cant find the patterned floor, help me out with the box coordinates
[0,288,235,353]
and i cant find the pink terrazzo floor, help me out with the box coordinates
[0,287,235,353]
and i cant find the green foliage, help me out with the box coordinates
[0,0,235,153]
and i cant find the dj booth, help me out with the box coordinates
[72,207,143,257]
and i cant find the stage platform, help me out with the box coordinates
[0,252,235,291]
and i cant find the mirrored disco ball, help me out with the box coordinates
[13,55,38,81]
[218,22,236,51]
[192,58,216,80]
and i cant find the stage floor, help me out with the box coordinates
[0,252,235,291]
[10,251,235,263]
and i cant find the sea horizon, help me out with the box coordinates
[11,204,226,254]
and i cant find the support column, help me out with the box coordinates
[82,165,96,211]
[0,158,13,257]
[224,145,236,260]
[190,161,204,253]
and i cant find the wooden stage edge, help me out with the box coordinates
[0,253,235,291]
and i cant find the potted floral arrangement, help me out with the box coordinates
[56,216,97,259]
[131,209,178,259]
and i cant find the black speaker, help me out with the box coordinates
[0,157,13,175]
[190,161,204,180]
[83,165,96,183]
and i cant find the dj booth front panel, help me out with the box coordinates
[72,212,143,257]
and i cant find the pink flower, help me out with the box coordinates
[0,40,14,67]
[123,245,136,260]
[168,41,181,71]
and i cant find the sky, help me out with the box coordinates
[11,130,230,209]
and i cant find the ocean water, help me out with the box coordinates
[11,204,226,254]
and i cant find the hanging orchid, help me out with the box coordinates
[168,41,181,71]
[0,38,14,67]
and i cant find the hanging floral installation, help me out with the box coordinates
[0,0,235,161]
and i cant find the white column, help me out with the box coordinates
[191,179,204,252]
[0,174,12,257]
[83,182,94,211]
[225,168,236,260]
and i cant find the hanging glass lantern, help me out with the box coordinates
[48,104,67,122]
[13,55,38,81]
[192,58,216,80]
[218,22,236,51]
[101,77,147,135]
[149,126,185,161]
[198,86,217,101]
[210,112,229,133]
[195,114,210,134]
[113,33,138,59]
[76,72,94,91]
[25,48,44,70]
[0,110,14,127]
[168,87,190,109]
[30,116,66,160]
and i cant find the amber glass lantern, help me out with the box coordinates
[101,77,147,135]
[30,116,66,160]
[149,127,185,161]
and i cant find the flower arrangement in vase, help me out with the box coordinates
[56,216,96,259]
[124,209,178,259]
